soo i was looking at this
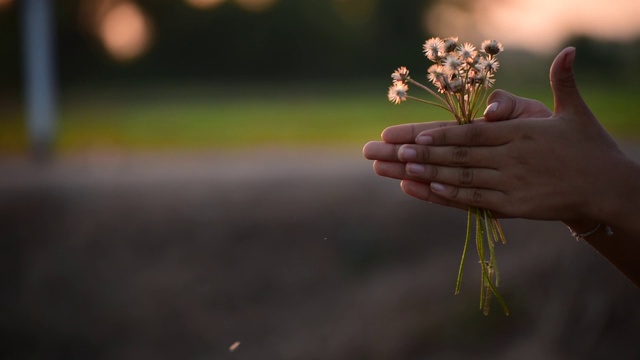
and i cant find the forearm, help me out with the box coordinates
[566,156,640,287]
[584,227,640,287]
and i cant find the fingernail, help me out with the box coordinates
[483,102,499,116]
[407,163,424,174]
[415,135,433,145]
[400,147,417,161]
[430,182,446,193]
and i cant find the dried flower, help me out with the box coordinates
[457,42,477,64]
[427,64,445,84]
[388,82,408,104]
[447,78,464,93]
[478,57,500,73]
[481,40,504,56]
[391,66,410,83]
[423,37,444,62]
[443,54,463,75]
[443,36,459,53]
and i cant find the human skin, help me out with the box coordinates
[363,47,640,287]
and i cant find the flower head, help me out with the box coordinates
[443,37,459,53]
[391,66,410,83]
[423,37,444,62]
[481,40,504,56]
[478,57,500,73]
[447,78,464,93]
[427,64,446,85]
[443,54,463,74]
[470,68,495,87]
[457,42,477,63]
[388,82,408,104]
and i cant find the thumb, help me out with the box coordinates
[549,46,588,115]
[483,89,553,122]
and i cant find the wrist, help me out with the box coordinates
[593,156,640,231]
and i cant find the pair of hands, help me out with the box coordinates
[363,47,627,227]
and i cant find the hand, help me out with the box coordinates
[368,47,629,226]
[362,59,555,213]
[362,91,553,213]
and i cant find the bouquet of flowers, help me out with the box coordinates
[388,37,509,315]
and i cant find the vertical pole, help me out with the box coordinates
[21,0,57,162]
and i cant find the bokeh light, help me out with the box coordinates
[98,1,153,61]
[0,0,12,9]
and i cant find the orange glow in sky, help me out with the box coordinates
[426,0,640,54]
[0,0,12,9]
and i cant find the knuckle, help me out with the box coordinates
[427,164,439,179]
[420,146,431,162]
[459,168,473,185]
[452,146,469,165]
[449,186,460,200]
[554,72,578,90]
[471,189,483,205]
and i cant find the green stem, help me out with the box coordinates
[455,207,473,294]
[475,208,510,316]
[407,78,451,110]
[406,96,451,111]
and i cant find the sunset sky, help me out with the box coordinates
[426,0,640,54]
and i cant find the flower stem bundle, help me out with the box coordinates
[388,37,509,315]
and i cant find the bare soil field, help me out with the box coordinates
[1,147,639,360]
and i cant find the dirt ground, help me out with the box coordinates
[1,147,639,360]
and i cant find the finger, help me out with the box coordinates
[397,144,499,168]
[414,121,514,147]
[381,120,458,143]
[404,162,502,188]
[400,179,469,212]
[483,89,552,121]
[429,181,507,210]
[363,141,403,161]
[549,46,590,116]
[372,160,407,180]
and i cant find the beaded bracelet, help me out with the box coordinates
[569,223,614,241]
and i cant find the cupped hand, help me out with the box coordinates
[387,47,630,224]
[362,55,555,213]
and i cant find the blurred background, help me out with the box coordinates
[1,0,640,359]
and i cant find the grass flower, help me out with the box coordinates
[391,66,410,83]
[443,36,459,53]
[478,57,500,73]
[387,37,509,316]
[423,37,444,62]
[443,54,464,75]
[457,42,477,63]
[387,82,408,104]
[481,39,504,56]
